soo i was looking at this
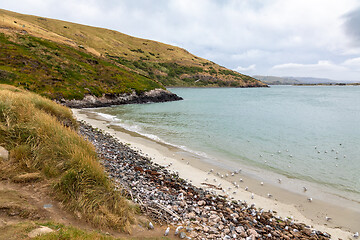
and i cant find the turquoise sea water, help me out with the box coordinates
[91,86,360,201]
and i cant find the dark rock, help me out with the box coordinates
[61,89,182,108]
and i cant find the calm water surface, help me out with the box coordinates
[92,86,360,201]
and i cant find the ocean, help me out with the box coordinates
[89,86,360,203]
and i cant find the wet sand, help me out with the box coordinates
[73,108,359,239]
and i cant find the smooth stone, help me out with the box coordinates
[0,146,9,161]
[179,231,186,239]
[28,226,54,238]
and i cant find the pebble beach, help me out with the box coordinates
[74,109,358,239]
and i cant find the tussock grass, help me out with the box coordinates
[0,84,134,232]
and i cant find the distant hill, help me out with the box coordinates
[0,9,266,101]
[252,75,301,85]
[289,77,340,84]
[253,75,351,85]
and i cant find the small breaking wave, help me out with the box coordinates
[93,111,211,160]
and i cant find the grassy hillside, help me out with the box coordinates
[0,84,134,231]
[0,32,163,100]
[0,9,267,90]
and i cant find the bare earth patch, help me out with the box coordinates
[0,180,174,240]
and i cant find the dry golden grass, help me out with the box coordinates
[0,84,134,232]
[0,8,205,65]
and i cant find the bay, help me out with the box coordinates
[91,86,360,202]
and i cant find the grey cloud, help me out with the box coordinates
[344,7,360,45]
[1,0,359,80]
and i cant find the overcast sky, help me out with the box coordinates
[2,0,360,81]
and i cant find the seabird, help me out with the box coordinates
[186,161,189,165]
[251,193,254,199]
[260,182,264,186]
[277,178,282,184]
[245,186,249,191]
[149,222,154,229]
[325,216,332,221]
[210,169,214,172]
[307,197,313,202]
[164,227,170,236]
[303,187,307,192]
[354,232,359,238]
[267,193,273,198]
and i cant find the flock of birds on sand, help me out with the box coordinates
[164,143,360,239]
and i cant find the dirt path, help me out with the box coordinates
[0,180,174,239]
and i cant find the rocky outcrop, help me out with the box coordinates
[60,89,183,108]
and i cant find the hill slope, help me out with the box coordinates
[0,32,169,100]
[0,9,267,93]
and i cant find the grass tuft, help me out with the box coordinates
[0,84,134,231]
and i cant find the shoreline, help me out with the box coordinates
[73,108,359,239]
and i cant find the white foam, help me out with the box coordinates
[92,111,211,160]
[96,112,118,122]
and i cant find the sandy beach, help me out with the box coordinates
[73,108,359,239]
